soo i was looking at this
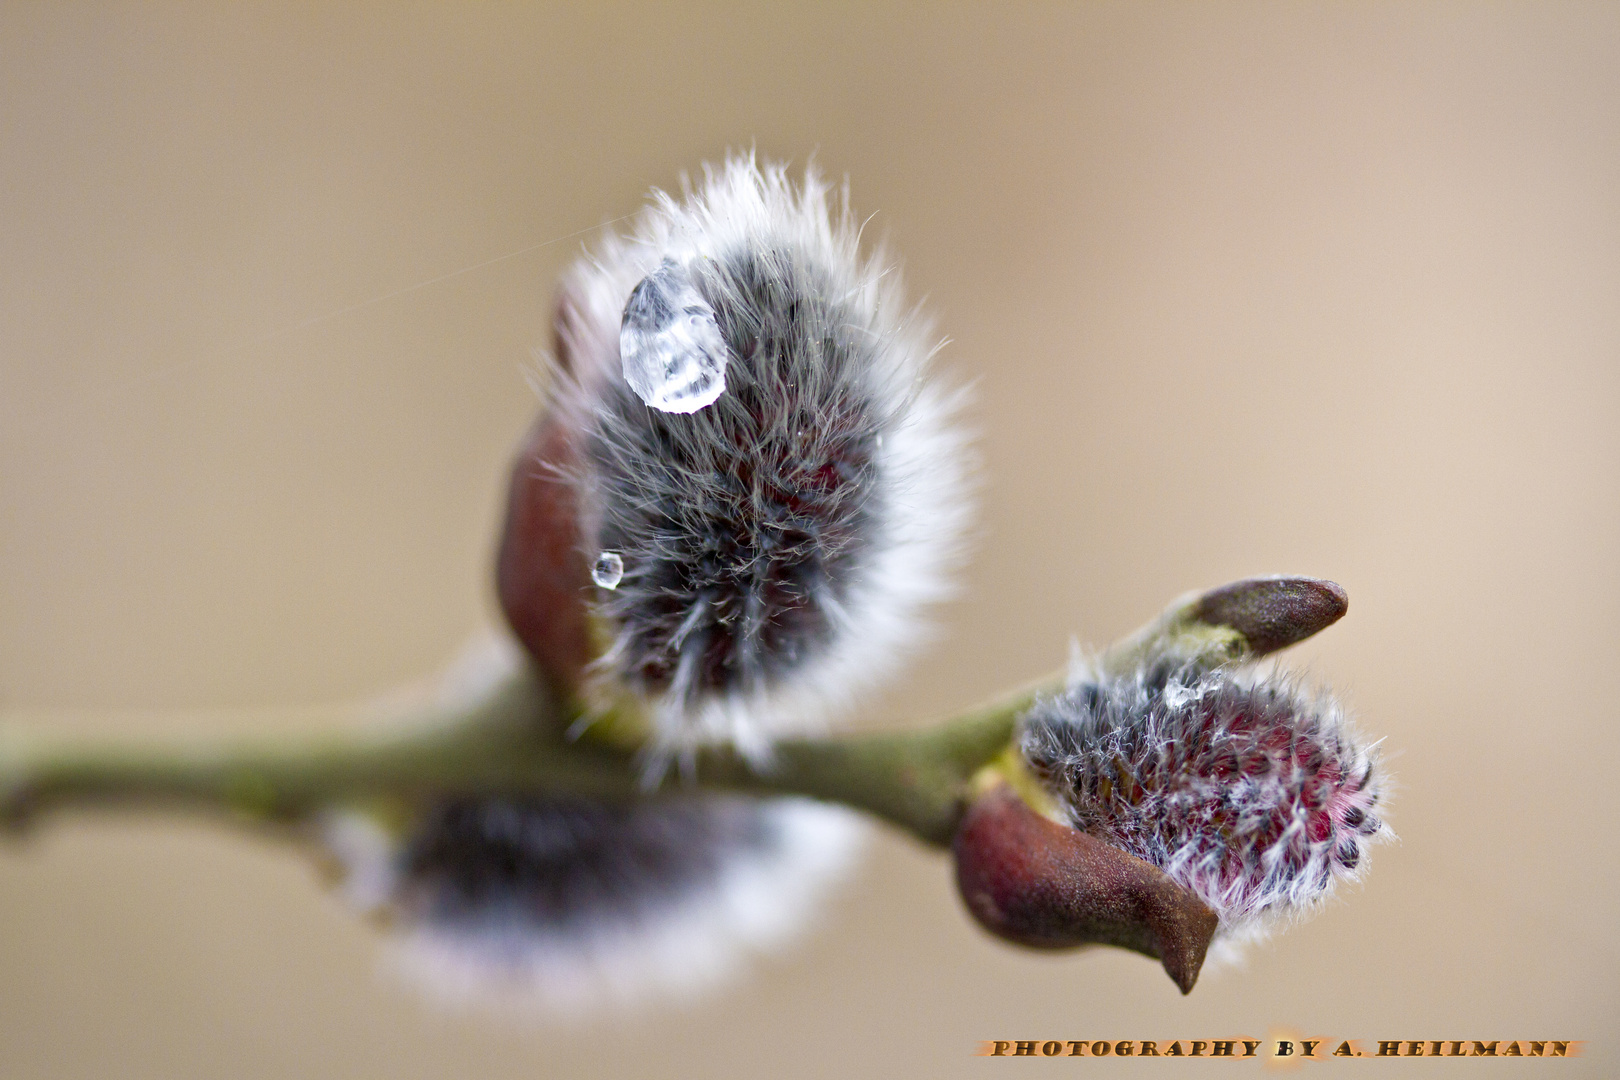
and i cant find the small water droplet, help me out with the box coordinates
[591,551,624,590]
[620,259,728,413]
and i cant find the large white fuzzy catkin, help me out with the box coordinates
[546,155,973,761]
[323,794,862,1016]
[321,634,865,1015]
[1019,663,1392,942]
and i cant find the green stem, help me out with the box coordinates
[0,576,1345,849]
[0,668,1034,847]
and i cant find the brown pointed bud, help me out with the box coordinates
[1191,576,1348,656]
[953,782,1219,994]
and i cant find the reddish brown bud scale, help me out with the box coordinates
[953,783,1219,994]
[495,410,593,696]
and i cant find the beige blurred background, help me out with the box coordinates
[2,3,1616,1077]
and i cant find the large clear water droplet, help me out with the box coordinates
[619,259,728,414]
[591,551,624,590]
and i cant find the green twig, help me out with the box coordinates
[0,576,1346,849]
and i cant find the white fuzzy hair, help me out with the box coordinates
[544,154,974,764]
[322,795,864,1019]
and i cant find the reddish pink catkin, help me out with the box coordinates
[1020,665,1391,933]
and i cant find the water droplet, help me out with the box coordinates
[591,551,624,590]
[620,259,728,413]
